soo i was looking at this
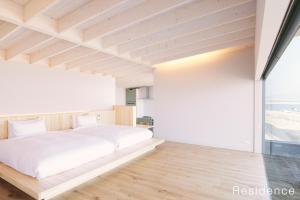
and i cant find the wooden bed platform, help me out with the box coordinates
[0,138,164,200]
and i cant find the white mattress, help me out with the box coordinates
[0,132,115,179]
[72,125,153,150]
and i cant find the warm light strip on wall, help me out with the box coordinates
[153,45,252,69]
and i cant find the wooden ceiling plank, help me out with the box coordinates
[65,52,112,70]
[101,0,253,48]
[143,28,255,61]
[6,32,51,60]
[0,0,257,87]
[151,37,254,64]
[0,1,150,66]
[24,0,61,21]
[30,40,77,63]
[58,0,126,32]
[83,0,190,41]
[49,46,96,67]
[117,2,255,54]
[0,0,23,23]
[131,17,256,58]
[0,22,19,41]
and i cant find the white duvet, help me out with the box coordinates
[0,132,115,179]
[72,125,153,150]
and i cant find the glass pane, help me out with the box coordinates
[265,31,300,157]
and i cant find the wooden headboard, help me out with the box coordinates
[0,110,115,139]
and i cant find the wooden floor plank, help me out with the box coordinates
[0,142,271,200]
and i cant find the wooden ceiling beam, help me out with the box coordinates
[6,32,51,60]
[143,29,255,62]
[0,1,156,66]
[101,0,252,48]
[83,0,190,41]
[49,46,96,67]
[0,0,23,23]
[0,22,19,41]
[57,0,127,32]
[29,40,77,63]
[133,20,256,58]
[150,37,254,64]
[0,0,257,88]
[24,0,61,21]
[117,2,256,54]
[65,52,112,70]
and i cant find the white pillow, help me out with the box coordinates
[72,115,98,129]
[8,119,47,139]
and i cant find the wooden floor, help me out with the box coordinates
[0,142,270,200]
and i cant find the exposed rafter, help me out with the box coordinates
[24,0,61,21]
[0,21,19,41]
[141,28,255,61]
[6,32,50,59]
[0,0,256,87]
[82,0,190,41]
[130,17,256,58]
[0,0,149,65]
[117,2,256,54]
[57,0,127,32]
[49,46,96,67]
[29,40,76,63]
[65,52,111,70]
[100,0,252,48]
[151,37,254,64]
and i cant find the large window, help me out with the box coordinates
[263,1,300,157]
[265,34,300,156]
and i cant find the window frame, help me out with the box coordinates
[262,0,300,154]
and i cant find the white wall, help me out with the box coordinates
[115,87,126,105]
[137,99,154,118]
[255,0,290,79]
[0,61,115,115]
[154,47,255,152]
[136,86,154,118]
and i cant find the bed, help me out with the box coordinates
[0,110,164,200]
[72,125,154,150]
[0,132,115,179]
